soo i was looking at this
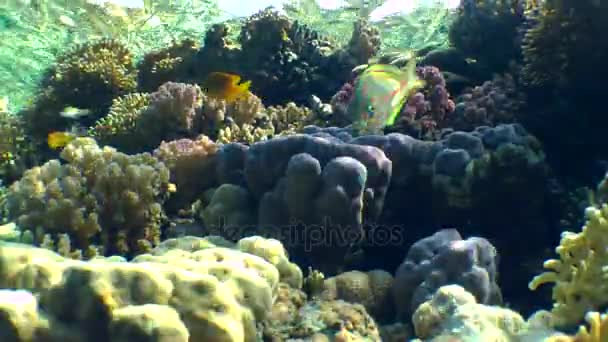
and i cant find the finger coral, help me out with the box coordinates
[5,137,172,257]
[529,203,608,327]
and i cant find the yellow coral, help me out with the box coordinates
[217,122,274,144]
[546,311,608,342]
[530,205,608,327]
[89,92,151,149]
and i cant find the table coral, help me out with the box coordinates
[529,204,608,328]
[5,138,172,257]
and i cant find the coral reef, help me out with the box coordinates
[321,269,395,323]
[411,285,554,341]
[4,138,172,257]
[449,0,525,75]
[450,72,525,131]
[137,38,199,92]
[89,92,151,153]
[304,124,549,309]
[40,39,138,120]
[529,203,608,328]
[390,65,456,140]
[0,111,37,184]
[521,0,607,89]
[393,229,502,320]
[0,235,290,342]
[213,133,392,274]
[192,9,380,106]
[153,135,219,212]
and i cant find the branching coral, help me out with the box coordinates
[41,39,138,118]
[89,92,151,153]
[529,204,608,327]
[5,138,173,258]
[388,65,456,140]
[137,38,199,92]
[153,135,219,211]
[450,72,525,131]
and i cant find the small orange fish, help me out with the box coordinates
[47,131,75,149]
[201,72,251,103]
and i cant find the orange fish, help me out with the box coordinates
[201,72,251,103]
[47,131,75,149]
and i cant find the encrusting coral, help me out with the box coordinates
[4,137,173,258]
[0,235,295,342]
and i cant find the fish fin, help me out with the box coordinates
[363,64,403,77]
[239,80,251,92]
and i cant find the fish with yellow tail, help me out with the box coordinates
[47,131,76,150]
[201,72,252,103]
[347,58,425,135]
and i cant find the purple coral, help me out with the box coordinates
[450,73,524,131]
[330,81,355,121]
[397,66,456,139]
[393,228,502,320]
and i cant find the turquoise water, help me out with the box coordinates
[0,0,453,112]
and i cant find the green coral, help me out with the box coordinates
[5,137,173,258]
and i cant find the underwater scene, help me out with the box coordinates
[0,0,607,340]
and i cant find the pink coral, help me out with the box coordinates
[153,135,219,211]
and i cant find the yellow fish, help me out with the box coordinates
[348,58,425,135]
[201,72,251,103]
[47,131,76,150]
